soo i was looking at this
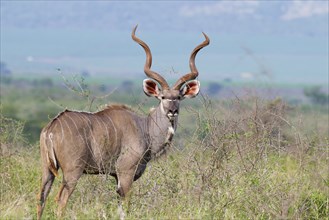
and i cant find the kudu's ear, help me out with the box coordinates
[181,80,200,99]
[143,79,161,97]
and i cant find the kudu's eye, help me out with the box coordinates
[161,96,165,100]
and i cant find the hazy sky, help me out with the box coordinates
[1,1,328,34]
[1,1,328,84]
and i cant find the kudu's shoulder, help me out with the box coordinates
[96,104,141,121]
[101,104,134,113]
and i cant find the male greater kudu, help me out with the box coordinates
[37,25,209,219]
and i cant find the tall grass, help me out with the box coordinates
[0,96,328,219]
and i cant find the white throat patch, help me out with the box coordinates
[165,126,175,144]
[168,126,175,135]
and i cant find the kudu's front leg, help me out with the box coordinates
[115,164,136,220]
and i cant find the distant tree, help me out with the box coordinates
[32,78,53,87]
[121,80,134,92]
[98,84,107,92]
[40,78,54,87]
[223,78,232,83]
[207,82,223,95]
[0,62,12,76]
[81,70,90,78]
[0,62,12,84]
[304,86,329,106]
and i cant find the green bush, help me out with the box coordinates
[299,191,329,219]
[0,113,26,155]
[304,86,329,106]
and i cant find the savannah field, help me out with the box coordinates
[0,74,328,219]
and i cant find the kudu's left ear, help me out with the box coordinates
[181,80,200,99]
[143,79,161,97]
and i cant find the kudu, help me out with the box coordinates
[37,25,209,219]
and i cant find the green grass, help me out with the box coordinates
[1,93,328,219]
[1,75,328,219]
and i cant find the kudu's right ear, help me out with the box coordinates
[143,79,161,97]
[181,80,200,99]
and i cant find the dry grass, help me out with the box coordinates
[0,97,328,219]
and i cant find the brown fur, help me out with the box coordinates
[37,104,169,219]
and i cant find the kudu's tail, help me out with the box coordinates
[42,131,59,177]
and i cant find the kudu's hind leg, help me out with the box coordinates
[56,169,83,217]
[37,168,55,220]
[55,184,65,203]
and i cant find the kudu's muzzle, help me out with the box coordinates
[163,99,180,121]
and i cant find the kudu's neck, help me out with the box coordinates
[146,105,178,158]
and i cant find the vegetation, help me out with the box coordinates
[304,86,329,106]
[0,75,328,219]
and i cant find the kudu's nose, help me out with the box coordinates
[167,109,179,120]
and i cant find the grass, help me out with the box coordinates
[0,94,328,219]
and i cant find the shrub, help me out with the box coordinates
[0,113,26,155]
[0,96,328,219]
[298,191,329,219]
[304,86,329,106]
